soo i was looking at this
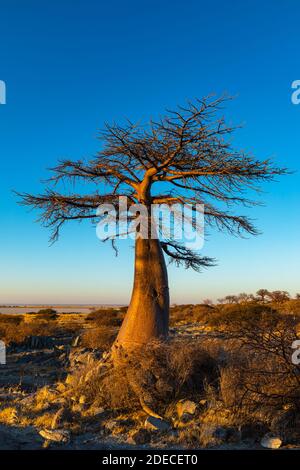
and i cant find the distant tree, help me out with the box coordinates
[256,289,270,303]
[296,293,300,300]
[237,292,250,303]
[203,298,213,306]
[18,95,286,359]
[224,295,239,304]
[248,294,257,302]
[269,290,290,303]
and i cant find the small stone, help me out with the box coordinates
[176,400,197,418]
[39,429,70,443]
[144,416,170,432]
[260,434,282,449]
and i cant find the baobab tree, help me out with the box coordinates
[18,95,286,358]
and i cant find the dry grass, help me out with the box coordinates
[1,302,300,448]
[87,308,125,327]
[62,313,300,447]
[81,326,117,350]
[0,407,18,425]
[34,412,55,429]
[33,386,60,411]
[67,338,218,417]
[278,300,300,316]
[170,304,215,325]
[0,314,59,345]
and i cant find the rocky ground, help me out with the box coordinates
[0,314,295,450]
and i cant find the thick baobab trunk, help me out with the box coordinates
[112,235,169,359]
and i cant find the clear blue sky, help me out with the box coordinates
[0,0,299,304]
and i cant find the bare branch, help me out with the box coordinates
[161,240,216,272]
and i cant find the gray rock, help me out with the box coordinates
[260,434,282,449]
[26,336,54,349]
[144,416,170,432]
[39,429,70,443]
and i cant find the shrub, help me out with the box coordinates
[0,317,58,345]
[206,303,280,329]
[89,339,218,413]
[278,300,300,316]
[87,308,125,327]
[218,318,300,412]
[170,304,215,325]
[24,308,58,320]
[37,308,57,315]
